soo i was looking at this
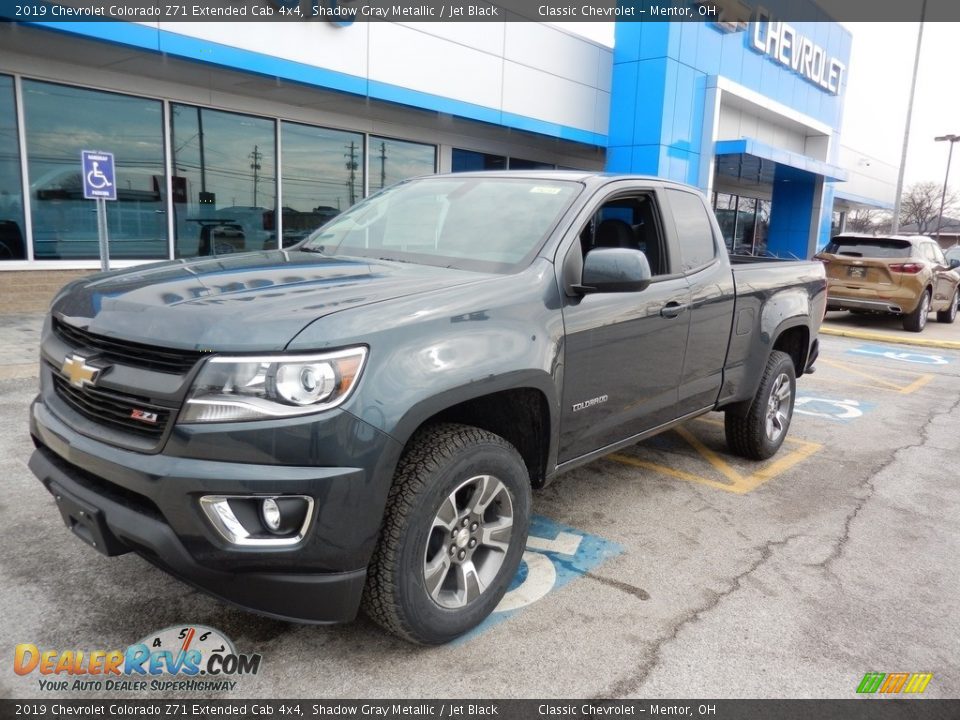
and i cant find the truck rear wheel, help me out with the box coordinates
[362,423,530,644]
[724,350,796,460]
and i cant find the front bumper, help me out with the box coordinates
[29,397,402,623]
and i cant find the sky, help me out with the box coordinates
[552,21,960,192]
[841,22,960,188]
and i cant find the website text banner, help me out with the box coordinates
[4,700,960,720]
[1,0,958,22]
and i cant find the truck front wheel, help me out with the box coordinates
[363,423,531,644]
[724,350,796,460]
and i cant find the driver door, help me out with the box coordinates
[557,186,691,464]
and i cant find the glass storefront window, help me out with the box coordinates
[756,200,771,255]
[713,193,737,251]
[281,121,363,246]
[0,75,25,260]
[23,80,167,260]
[171,105,276,258]
[734,197,758,254]
[368,136,436,193]
[452,149,506,173]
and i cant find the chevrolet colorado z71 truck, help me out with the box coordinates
[29,172,825,644]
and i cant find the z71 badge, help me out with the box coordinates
[130,409,159,424]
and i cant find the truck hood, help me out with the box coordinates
[52,250,485,352]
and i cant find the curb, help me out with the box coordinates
[820,326,960,350]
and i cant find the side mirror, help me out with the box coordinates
[574,248,652,294]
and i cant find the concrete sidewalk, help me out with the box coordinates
[822,309,960,350]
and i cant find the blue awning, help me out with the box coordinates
[714,138,848,183]
[833,189,895,211]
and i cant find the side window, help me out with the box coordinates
[665,189,718,272]
[930,244,946,265]
[577,193,668,275]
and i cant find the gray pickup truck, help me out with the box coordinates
[29,172,826,644]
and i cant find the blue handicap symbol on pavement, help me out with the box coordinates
[848,344,950,366]
[456,514,624,642]
[795,393,875,423]
[82,150,117,201]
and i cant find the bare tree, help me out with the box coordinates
[846,209,890,234]
[899,181,958,234]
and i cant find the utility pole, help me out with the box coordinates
[345,141,359,205]
[249,145,262,206]
[379,141,387,190]
[934,134,959,242]
[891,1,926,234]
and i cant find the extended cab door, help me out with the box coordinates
[557,184,691,463]
[660,188,737,416]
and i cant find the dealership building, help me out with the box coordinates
[0,14,896,307]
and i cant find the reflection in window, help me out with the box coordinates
[508,157,555,170]
[713,193,737,251]
[452,149,506,173]
[0,75,25,260]
[171,105,276,258]
[281,121,363,246]
[23,80,166,260]
[756,199,771,255]
[735,196,757,254]
[368,136,435,193]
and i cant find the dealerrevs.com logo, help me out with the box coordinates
[14,625,262,693]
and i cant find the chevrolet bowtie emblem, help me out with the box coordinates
[62,355,101,389]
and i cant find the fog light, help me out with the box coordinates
[261,498,282,533]
[199,494,314,547]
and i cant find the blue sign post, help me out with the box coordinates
[81,150,116,271]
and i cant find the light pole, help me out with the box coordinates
[891,1,926,235]
[934,135,959,242]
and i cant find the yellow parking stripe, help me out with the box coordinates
[814,358,934,395]
[607,422,822,495]
[673,426,742,485]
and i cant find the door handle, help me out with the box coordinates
[660,301,688,318]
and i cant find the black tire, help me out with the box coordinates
[725,350,796,461]
[362,423,531,645]
[903,290,931,332]
[937,288,958,324]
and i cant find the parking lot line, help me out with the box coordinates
[607,419,822,495]
[814,358,934,395]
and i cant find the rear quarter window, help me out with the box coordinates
[665,189,717,272]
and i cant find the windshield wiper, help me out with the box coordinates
[300,245,326,254]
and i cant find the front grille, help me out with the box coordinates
[53,318,204,375]
[53,374,173,439]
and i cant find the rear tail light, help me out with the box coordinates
[889,263,923,274]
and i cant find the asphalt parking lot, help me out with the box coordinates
[1,315,958,700]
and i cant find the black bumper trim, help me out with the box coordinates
[30,446,366,624]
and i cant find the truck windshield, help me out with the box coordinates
[300,176,581,273]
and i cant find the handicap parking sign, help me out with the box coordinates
[81,150,116,201]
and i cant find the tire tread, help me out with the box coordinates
[362,423,524,644]
[725,350,795,461]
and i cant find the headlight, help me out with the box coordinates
[179,347,367,423]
